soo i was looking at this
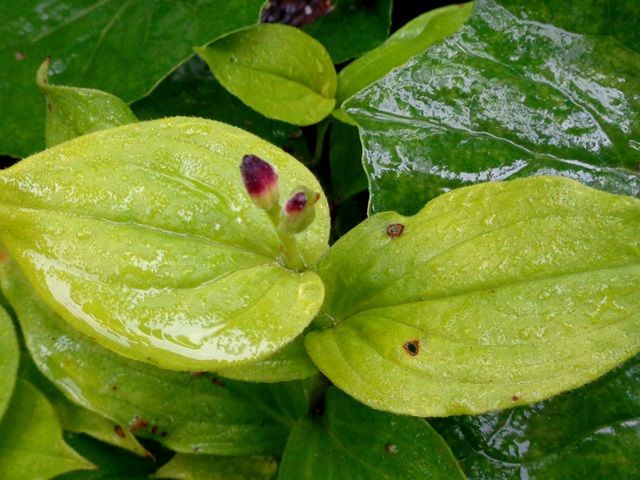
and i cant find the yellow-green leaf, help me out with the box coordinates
[306,176,640,416]
[197,24,337,126]
[37,59,137,148]
[218,335,317,383]
[0,117,329,370]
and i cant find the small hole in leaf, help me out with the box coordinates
[386,223,404,238]
[385,443,398,454]
[15,51,26,61]
[403,340,420,356]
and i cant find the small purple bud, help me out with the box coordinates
[240,154,279,210]
[279,187,319,234]
[284,191,308,214]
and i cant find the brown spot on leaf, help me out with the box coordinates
[128,416,148,433]
[190,371,206,378]
[0,251,6,262]
[15,51,26,61]
[151,425,158,434]
[512,394,520,402]
[111,385,117,391]
[385,443,398,454]
[114,425,125,438]
[386,223,404,238]
[160,431,168,437]
[403,340,420,356]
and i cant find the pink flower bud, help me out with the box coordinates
[240,154,279,210]
[279,187,320,234]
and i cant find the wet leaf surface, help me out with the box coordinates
[306,177,640,416]
[432,353,640,479]
[334,2,473,123]
[0,258,296,456]
[345,0,640,214]
[0,0,265,158]
[0,118,329,370]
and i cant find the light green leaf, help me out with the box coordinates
[197,24,337,126]
[218,335,317,383]
[334,2,473,124]
[0,117,329,370]
[301,0,393,64]
[306,176,640,416]
[0,379,94,479]
[37,59,137,148]
[0,302,18,421]
[344,0,640,214]
[132,57,312,163]
[432,353,640,478]
[0,0,266,158]
[0,254,295,456]
[277,387,465,479]
[154,454,277,480]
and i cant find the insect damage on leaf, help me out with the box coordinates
[386,223,404,238]
[403,340,420,356]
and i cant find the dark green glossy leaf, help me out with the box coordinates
[0,0,265,158]
[0,380,94,479]
[345,0,640,214]
[0,259,293,456]
[334,2,473,124]
[301,0,392,64]
[0,302,18,420]
[0,118,329,370]
[306,177,640,416]
[278,387,464,479]
[24,362,149,457]
[499,0,640,53]
[432,353,640,479]
[37,59,137,148]
[329,122,367,202]
[197,24,337,126]
[131,57,311,163]
[154,454,277,480]
[54,433,160,480]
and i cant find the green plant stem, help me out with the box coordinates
[309,118,330,167]
[276,230,305,271]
